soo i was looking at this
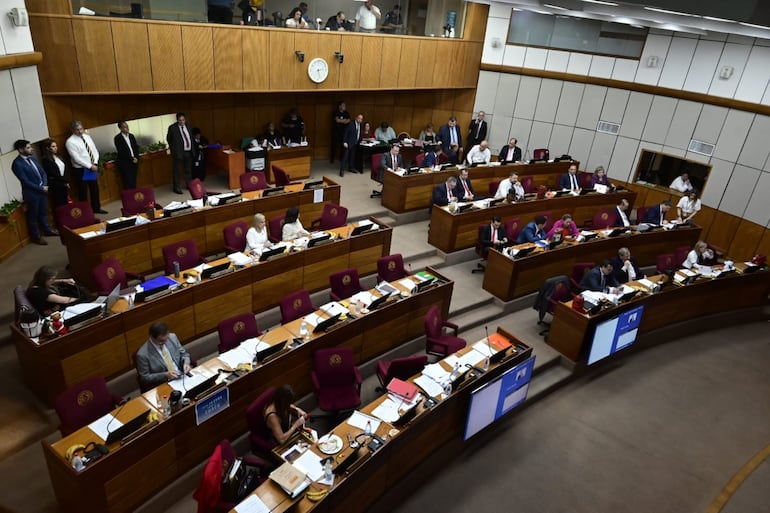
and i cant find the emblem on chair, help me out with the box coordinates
[235,227,243,236]
[328,353,342,366]
[71,208,82,219]
[250,176,258,184]
[106,267,116,280]
[233,321,245,333]
[342,275,351,285]
[293,299,303,310]
[388,261,396,271]
[177,247,187,257]
[601,213,608,221]
[134,192,145,202]
[330,208,338,217]
[77,390,94,406]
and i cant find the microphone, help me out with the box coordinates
[104,401,128,437]
[484,325,494,356]
[408,263,412,274]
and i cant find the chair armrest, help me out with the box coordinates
[442,320,459,336]
[353,367,363,385]
[311,370,321,391]
[310,217,322,230]
[242,454,268,469]
[113,395,127,406]
[224,245,240,255]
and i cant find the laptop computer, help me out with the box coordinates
[135,283,171,303]
[582,232,599,241]
[548,236,563,250]
[259,246,286,262]
[405,167,421,175]
[350,224,373,236]
[216,193,242,205]
[256,340,288,363]
[261,186,284,197]
[333,448,361,475]
[313,313,342,333]
[105,217,137,233]
[450,370,469,392]
[456,203,473,213]
[63,304,103,329]
[487,198,504,208]
[201,261,231,280]
[513,246,536,259]
[307,234,332,248]
[105,409,150,445]
[183,374,220,401]
[618,289,640,303]
[303,181,324,190]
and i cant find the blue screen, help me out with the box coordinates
[587,305,644,365]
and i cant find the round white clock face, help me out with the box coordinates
[308,57,329,83]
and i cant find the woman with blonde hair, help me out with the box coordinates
[245,213,273,254]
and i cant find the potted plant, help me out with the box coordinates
[0,199,22,223]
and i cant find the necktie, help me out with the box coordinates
[600,273,605,290]
[81,135,96,165]
[492,225,497,243]
[356,123,360,140]
[462,179,471,197]
[181,126,190,150]
[125,134,134,157]
[447,185,454,201]
[28,158,43,184]
[450,127,457,145]
[570,174,577,190]
[162,345,177,373]
[476,121,481,138]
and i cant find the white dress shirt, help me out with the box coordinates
[466,145,491,165]
[282,220,309,241]
[245,227,270,254]
[677,196,701,217]
[121,132,135,157]
[495,179,524,199]
[616,207,630,227]
[670,176,693,192]
[355,4,380,29]
[65,133,100,169]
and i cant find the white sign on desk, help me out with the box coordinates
[313,188,323,203]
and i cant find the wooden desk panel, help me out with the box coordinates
[206,148,245,190]
[429,190,636,253]
[266,146,312,182]
[483,225,702,301]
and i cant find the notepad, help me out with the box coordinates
[234,494,270,513]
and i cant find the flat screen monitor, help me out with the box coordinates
[463,356,535,441]
[586,305,644,365]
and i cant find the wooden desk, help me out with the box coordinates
[266,146,312,183]
[547,266,770,362]
[61,178,341,289]
[235,328,534,513]
[483,224,702,301]
[207,147,246,189]
[382,161,578,213]
[429,190,636,253]
[12,218,392,405]
[357,142,423,172]
[42,270,454,513]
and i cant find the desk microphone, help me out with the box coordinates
[484,325,494,356]
[408,263,412,274]
[104,401,128,438]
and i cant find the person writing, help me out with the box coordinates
[480,216,507,257]
[517,215,547,244]
[285,7,309,28]
[610,247,643,284]
[580,260,620,293]
[26,266,93,316]
[432,176,457,206]
[546,214,580,239]
[135,321,191,391]
[282,206,310,241]
[642,200,672,225]
[264,385,309,444]
[374,121,396,143]
[418,123,437,143]
[676,189,701,222]
[245,213,273,255]
[381,144,403,173]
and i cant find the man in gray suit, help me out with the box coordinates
[135,321,191,391]
[380,143,403,176]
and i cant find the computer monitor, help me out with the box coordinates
[216,193,242,205]
[307,234,332,248]
[313,313,342,333]
[200,261,231,279]
[367,292,391,311]
[513,246,536,259]
[586,305,644,365]
[63,304,103,329]
[303,181,324,190]
[256,340,287,363]
[456,203,473,213]
[183,374,220,401]
[105,409,150,445]
[259,246,286,262]
[350,224,373,236]
[135,283,171,303]
[261,187,284,197]
[105,217,137,233]
[414,277,435,293]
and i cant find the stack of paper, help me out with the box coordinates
[347,411,381,433]
[303,313,323,327]
[414,374,443,398]
[88,413,122,441]
[234,495,270,513]
[350,291,374,306]
[241,337,269,356]
[269,462,310,498]
[218,346,254,368]
[398,278,416,291]
[228,252,252,266]
[320,301,348,317]
[421,362,450,383]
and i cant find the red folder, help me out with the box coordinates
[487,333,512,351]
[387,378,419,401]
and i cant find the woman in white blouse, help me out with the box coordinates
[683,240,713,269]
[282,207,310,241]
[41,138,70,207]
[245,213,272,255]
[285,8,309,28]
[676,189,701,222]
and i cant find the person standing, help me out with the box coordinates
[341,113,363,176]
[380,4,403,33]
[41,138,70,208]
[281,108,305,143]
[331,101,350,163]
[113,121,140,190]
[65,121,106,214]
[135,321,191,392]
[438,116,462,156]
[467,111,487,149]
[12,139,58,245]
[191,128,209,181]
[166,112,193,194]
[355,0,381,33]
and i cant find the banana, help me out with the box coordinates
[306,489,328,502]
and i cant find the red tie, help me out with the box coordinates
[448,186,454,201]
[462,179,470,197]
[181,126,190,150]
[492,225,497,243]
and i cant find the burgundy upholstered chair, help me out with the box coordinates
[570,262,596,291]
[376,355,428,389]
[534,211,553,232]
[370,155,384,198]
[675,245,691,267]
[268,215,284,243]
[53,376,124,436]
[217,313,262,354]
[91,257,144,295]
[188,178,207,200]
[55,201,100,232]
[414,153,426,168]
[279,289,316,324]
[521,176,536,193]
[656,253,676,274]
[329,268,364,302]
[223,220,249,254]
[311,203,348,231]
[377,254,408,282]
[592,209,617,229]
[579,172,593,189]
[311,347,362,412]
[532,148,549,160]
[120,188,156,216]
[161,239,207,274]
[271,165,292,187]
[240,171,268,192]
[424,305,466,357]
[635,206,650,225]
[488,180,500,197]
[245,387,278,458]
[505,217,522,242]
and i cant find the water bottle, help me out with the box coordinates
[173,261,180,278]
[449,362,460,381]
[300,320,309,341]
[443,380,452,400]
[483,355,490,371]
[365,420,372,437]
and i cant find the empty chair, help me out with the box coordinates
[268,215,284,243]
[377,254,408,282]
[376,355,428,389]
[635,206,650,225]
[532,148,549,160]
[240,171,268,192]
[471,224,487,274]
[54,376,124,435]
[534,275,574,336]
[424,305,466,357]
[311,347,362,412]
[245,387,278,457]
[91,257,144,295]
[579,172,593,189]
[217,313,262,353]
[193,439,266,513]
[161,239,207,275]
[505,217,522,242]
[370,155,384,199]
[592,209,617,229]
[188,178,207,199]
[55,201,100,230]
[521,175,535,193]
[656,253,676,274]
[414,152,426,168]
[397,131,410,140]
[488,180,500,197]
[271,165,292,187]
[570,262,595,291]
[121,188,156,216]
[329,268,363,301]
[311,203,348,231]
[223,220,249,254]
[279,289,316,324]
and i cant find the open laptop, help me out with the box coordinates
[261,187,284,197]
[618,289,640,303]
[163,204,191,217]
[259,246,286,262]
[313,313,342,333]
[105,409,150,445]
[256,340,288,363]
[582,232,599,241]
[350,224,373,236]
[487,198,504,208]
[606,228,625,237]
[303,181,324,190]
[201,261,231,279]
[105,217,137,233]
[548,233,563,250]
[183,374,220,401]
[414,277,436,293]
[367,292,391,311]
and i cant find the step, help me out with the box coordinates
[527,364,573,401]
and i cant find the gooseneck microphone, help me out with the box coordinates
[484,325,493,356]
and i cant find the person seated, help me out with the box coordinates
[558,163,581,191]
[261,122,283,147]
[454,168,474,200]
[498,137,522,164]
[281,108,305,143]
[135,321,191,390]
[325,11,350,30]
[26,266,94,316]
[610,247,643,284]
[245,213,273,255]
[580,260,620,293]
[495,171,524,200]
[590,165,612,189]
[380,144,402,173]
[282,206,310,241]
[264,385,308,445]
[361,121,374,141]
[418,123,437,143]
[669,172,693,193]
[421,144,439,168]
[676,189,701,222]
[682,240,714,270]
[466,140,491,166]
[445,143,460,165]
[432,176,458,206]
[517,215,547,244]
[613,199,631,227]
[238,0,258,25]
[285,7,309,28]
[642,200,672,225]
[380,4,403,33]
[374,121,396,143]
[546,214,580,240]
[481,215,507,257]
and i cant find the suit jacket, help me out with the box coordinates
[343,121,362,148]
[11,155,48,200]
[432,183,456,206]
[580,267,618,292]
[135,334,190,390]
[41,156,69,190]
[114,132,140,163]
[558,173,580,190]
[437,124,462,153]
[642,204,666,224]
[610,256,642,284]
[166,123,192,159]
[613,207,630,227]
[467,119,487,147]
[481,223,506,250]
[498,145,522,163]
[517,221,546,244]
[454,177,475,199]
[380,152,403,172]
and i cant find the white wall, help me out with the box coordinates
[475,2,770,229]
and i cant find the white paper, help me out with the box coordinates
[421,362,450,383]
[347,411,381,433]
[80,231,101,239]
[193,263,210,273]
[357,219,373,227]
[228,252,252,266]
[319,302,348,317]
[414,374,444,398]
[443,354,460,369]
[188,199,204,209]
[134,215,150,225]
[62,303,103,320]
[218,346,253,368]
[473,341,496,358]
[164,201,187,210]
[371,398,400,423]
[638,278,655,289]
[459,349,486,368]
[313,188,323,203]
[293,450,324,481]
[398,278,416,290]
[350,291,374,306]
[89,413,122,441]
[241,337,269,355]
[107,216,135,224]
[303,312,323,327]
[168,370,212,392]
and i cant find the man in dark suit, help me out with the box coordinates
[135,321,191,391]
[610,247,643,284]
[467,111,487,149]
[437,116,462,155]
[517,215,547,244]
[432,176,457,206]
[580,260,619,293]
[498,137,522,164]
[330,101,350,163]
[380,143,403,176]
[454,168,475,200]
[480,215,507,257]
[613,199,631,227]
[114,121,140,190]
[11,139,57,245]
[340,113,363,176]
[642,200,672,225]
[558,163,581,191]
[166,112,193,194]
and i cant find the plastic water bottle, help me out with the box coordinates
[365,420,372,437]
[443,380,452,400]
[483,355,490,371]
[300,320,309,341]
[449,362,460,381]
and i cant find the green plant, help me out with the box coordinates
[98,152,118,173]
[147,141,167,152]
[0,199,21,217]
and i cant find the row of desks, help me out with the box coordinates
[62,178,341,289]
[13,220,392,405]
[42,270,454,513]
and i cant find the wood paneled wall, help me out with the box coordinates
[29,15,482,94]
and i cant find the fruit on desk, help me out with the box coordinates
[306,489,328,501]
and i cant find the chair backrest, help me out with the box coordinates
[521,175,535,193]
[397,131,410,140]
[385,355,428,382]
[592,209,617,229]
[162,239,201,274]
[193,441,223,513]
[488,180,500,197]
[240,171,268,192]
[279,289,316,324]
[329,268,362,300]
[188,178,206,199]
[423,304,444,339]
[656,253,675,273]
[272,165,290,187]
[533,148,549,160]
[313,347,357,387]
[579,172,593,189]
[535,211,553,232]
[13,285,34,323]
[245,387,277,451]
[371,155,383,183]
[217,312,260,353]
[437,152,449,164]
[550,280,572,306]
[675,245,690,266]
[571,262,595,285]
[54,376,115,435]
[91,257,128,295]
[223,220,249,253]
[505,217,522,241]
[475,224,486,259]
[121,188,155,216]
[55,201,97,230]
[317,203,348,230]
[268,215,284,243]
[377,254,407,282]
[635,206,649,225]
[415,153,426,168]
